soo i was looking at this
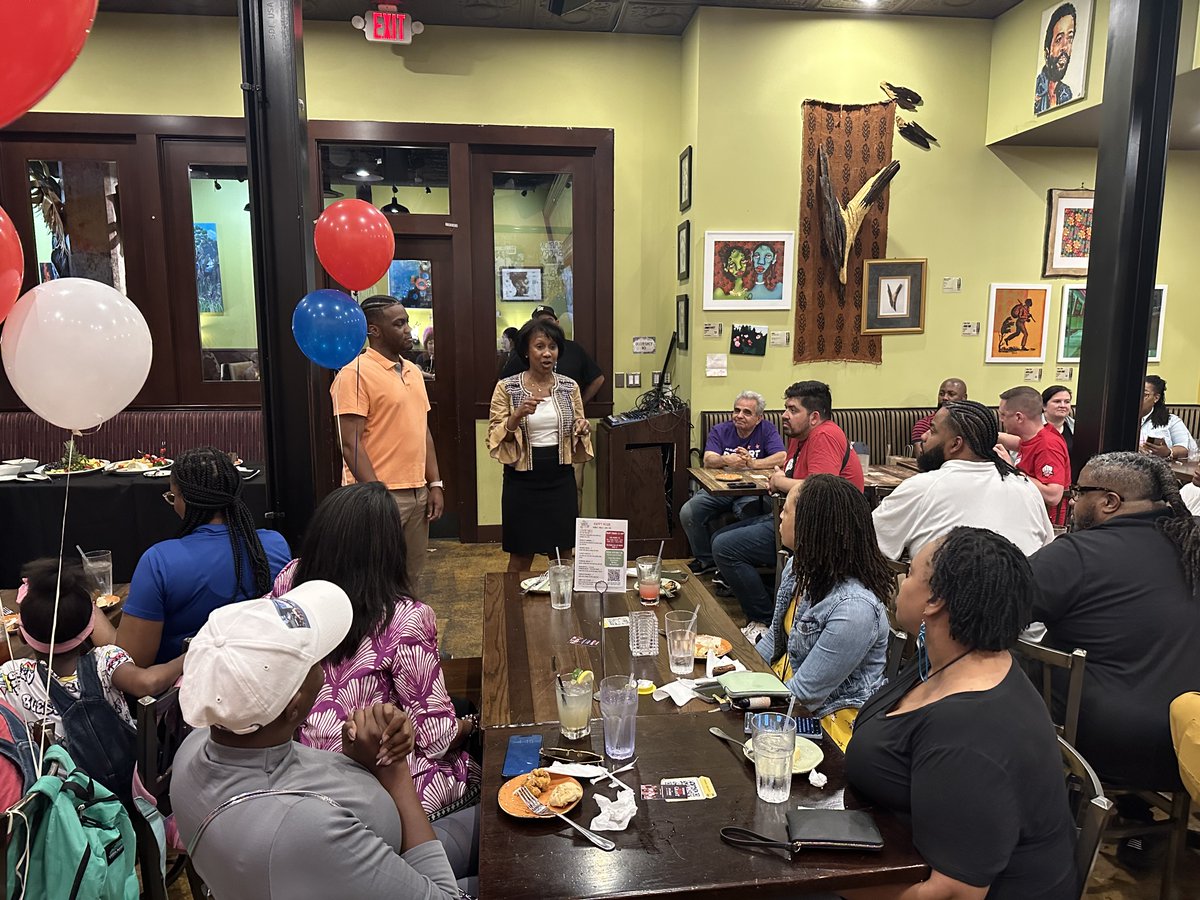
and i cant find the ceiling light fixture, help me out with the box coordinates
[345,168,383,183]
[381,185,409,215]
[214,180,222,191]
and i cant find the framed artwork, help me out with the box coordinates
[729,324,768,357]
[861,258,926,334]
[1043,189,1093,277]
[499,266,543,302]
[1057,283,1167,363]
[677,221,690,282]
[1034,0,1093,116]
[702,230,795,311]
[193,222,224,315]
[679,145,693,213]
[388,258,432,309]
[676,294,689,350]
[986,283,1051,363]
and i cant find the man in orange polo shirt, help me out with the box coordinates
[332,296,444,578]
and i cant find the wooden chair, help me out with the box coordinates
[1102,788,1191,900]
[1013,637,1086,746]
[884,626,910,683]
[1059,737,1114,899]
[134,686,208,900]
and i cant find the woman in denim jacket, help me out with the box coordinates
[757,475,896,750]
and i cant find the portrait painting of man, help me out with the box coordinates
[1034,1,1093,116]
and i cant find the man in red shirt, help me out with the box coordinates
[911,378,968,447]
[714,381,863,640]
[999,385,1070,526]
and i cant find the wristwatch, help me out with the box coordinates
[429,480,445,489]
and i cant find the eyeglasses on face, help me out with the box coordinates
[1069,484,1123,502]
[162,490,176,505]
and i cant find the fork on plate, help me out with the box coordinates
[515,785,616,851]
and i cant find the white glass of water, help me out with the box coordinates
[600,675,638,760]
[664,609,697,676]
[548,564,573,610]
[751,713,796,804]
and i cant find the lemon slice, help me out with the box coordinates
[574,669,594,684]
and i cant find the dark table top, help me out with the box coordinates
[478,712,928,899]
[481,571,773,728]
[0,465,267,587]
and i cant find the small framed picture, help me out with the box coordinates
[499,266,543,302]
[676,294,689,350]
[1043,188,1093,277]
[861,258,926,334]
[677,221,690,282]
[986,283,1051,363]
[679,146,693,213]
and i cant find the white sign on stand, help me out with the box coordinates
[574,517,629,593]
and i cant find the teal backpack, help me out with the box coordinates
[6,744,138,900]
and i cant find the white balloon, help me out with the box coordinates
[1,278,153,431]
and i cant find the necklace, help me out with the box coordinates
[923,649,974,682]
[523,373,554,398]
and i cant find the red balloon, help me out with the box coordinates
[0,205,23,324]
[314,199,395,292]
[0,0,99,129]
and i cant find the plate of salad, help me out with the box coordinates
[35,441,108,477]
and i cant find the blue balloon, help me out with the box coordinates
[291,289,367,370]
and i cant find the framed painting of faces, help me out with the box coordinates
[702,230,795,311]
[1034,0,1093,116]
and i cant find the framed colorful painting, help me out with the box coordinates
[1033,0,1093,117]
[702,230,794,311]
[986,283,1051,363]
[1043,189,1093,277]
[861,258,926,334]
[1057,283,1168,363]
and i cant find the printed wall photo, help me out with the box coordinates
[388,258,433,309]
[193,222,224,315]
[1043,189,1093,277]
[1057,284,1167,364]
[1034,0,1093,116]
[987,284,1051,363]
[729,324,768,357]
[499,266,543,302]
[702,231,795,311]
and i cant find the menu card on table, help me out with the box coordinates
[574,517,628,593]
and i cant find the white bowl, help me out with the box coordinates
[2,458,37,475]
[0,464,20,479]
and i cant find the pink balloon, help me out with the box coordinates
[0,0,99,128]
[314,199,395,291]
[0,205,22,324]
[1,278,152,431]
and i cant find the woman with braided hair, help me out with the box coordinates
[845,527,1077,898]
[1029,451,1200,814]
[1139,375,1197,461]
[117,447,291,666]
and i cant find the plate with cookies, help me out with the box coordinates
[499,768,584,818]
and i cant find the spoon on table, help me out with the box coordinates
[709,726,748,754]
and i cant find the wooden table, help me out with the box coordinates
[478,711,928,899]
[1170,460,1197,486]
[863,463,918,507]
[687,466,770,497]
[481,571,772,727]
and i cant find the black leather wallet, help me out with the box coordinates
[721,809,883,855]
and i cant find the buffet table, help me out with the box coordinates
[0,466,268,587]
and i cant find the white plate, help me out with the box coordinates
[0,475,17,482]
[142,468,173,479]
[34,461,111,478]
[520,574,551,594]
[742,736,824,775]
[107,458,173,476]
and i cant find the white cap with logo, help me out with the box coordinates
[180,580,353,734]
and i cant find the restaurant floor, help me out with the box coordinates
[163,538,1197,899]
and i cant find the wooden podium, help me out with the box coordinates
[595,408,691,558]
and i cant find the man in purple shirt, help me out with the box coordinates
[681,390,786,574]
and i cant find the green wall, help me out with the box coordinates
[192,177,258,349]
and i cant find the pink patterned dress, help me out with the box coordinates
[270,561,480,815]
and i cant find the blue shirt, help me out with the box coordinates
[123,524,291,663]
[704,419,785,461]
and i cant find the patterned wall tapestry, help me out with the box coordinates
[794,100,896,364]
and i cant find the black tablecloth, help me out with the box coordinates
[0,466,268,587]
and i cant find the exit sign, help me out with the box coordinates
[366,10,410,43]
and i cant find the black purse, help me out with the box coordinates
[721,809,884,855]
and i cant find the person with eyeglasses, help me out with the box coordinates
[680,389,785,574]
[331,295,445,581]
[118,447,291,666]
[1028,452,1200,867]
[1139,375,1197,462]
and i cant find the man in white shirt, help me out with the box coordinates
[1183,467,1200,516]
[873,400,1054,560]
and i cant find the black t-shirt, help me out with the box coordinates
[499,339,603,388]
[1030,509,1200,789]
[845,662,1077,898]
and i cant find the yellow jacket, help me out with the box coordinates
[487,373,594,471]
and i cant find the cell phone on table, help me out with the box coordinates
[744,712,824,740]
[724,481,757,490]
[501,734,543,777]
